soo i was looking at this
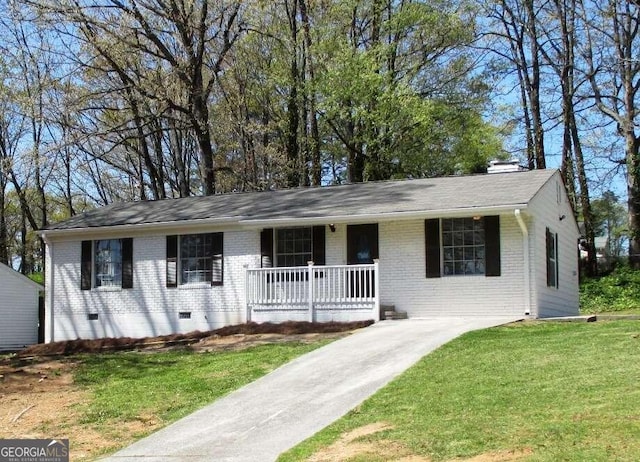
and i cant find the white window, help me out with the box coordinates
[181,234,213,284]
[276,228,312,267]
[442,218,485,276]
[166,233,223,287]
[94,239,122,287]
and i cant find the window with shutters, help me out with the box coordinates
[166,233,223,286]
[181,234,215,284]
[276,227,312,267]
[442,218,486,276]
[82,238,133,290]
[95,239,123,287]
[425,216,500,279]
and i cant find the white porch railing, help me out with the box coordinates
[246,261,380,323]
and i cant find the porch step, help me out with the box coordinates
[380,304,408,320]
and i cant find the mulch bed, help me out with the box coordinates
[17,320,374,357]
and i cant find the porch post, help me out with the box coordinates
[245,269,251,323]
[373,259,380,322]
[308,261,315,322]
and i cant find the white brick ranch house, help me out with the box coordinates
[40,168,579,342]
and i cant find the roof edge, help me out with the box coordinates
[240,205,529,227]
[40,204,530,238]
[39,216,246,239]
[0,263,43,290]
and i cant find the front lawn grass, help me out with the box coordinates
[74,341,330,456]
[279,321,640,461]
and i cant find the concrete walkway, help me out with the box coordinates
[103,317,519,462]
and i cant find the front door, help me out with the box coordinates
[347,224,379,264]
[347,224,379,298]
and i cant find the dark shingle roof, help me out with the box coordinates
[45,169,556,232]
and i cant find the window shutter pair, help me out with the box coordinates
[424,217,501,278]
[81,238,133,290]
[260,226,326,267]
[166,233,223,287]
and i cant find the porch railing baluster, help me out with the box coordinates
[246,263,378,322]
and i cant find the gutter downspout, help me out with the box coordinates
[514,209,532,316]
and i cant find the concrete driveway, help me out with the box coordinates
[102,317,519,462]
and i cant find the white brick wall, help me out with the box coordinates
[325,224,347,265]
[50,230,259,341]
[379,217,528,317]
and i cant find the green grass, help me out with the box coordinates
[581,266,640,314]
[28,272,44,285]
[279,321,640,462]
[74,341,330,443]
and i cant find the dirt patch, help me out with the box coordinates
[193,331,349,352]
[453,448,533,461]
[1,322,368,461]
[308,423,533,462]
[18,320,373,356]
[308,422,430,462]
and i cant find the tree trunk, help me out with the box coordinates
[193,96,217,195]
[523,0,545,169]
[575,136,597,276]
[19,209,29,275]
[285,0,301,187]
[627,134,640,268]
[168,113,190,197]
[299,0,321,186]
[0,180,7,265]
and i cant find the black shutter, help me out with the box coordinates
[556,232,559,289]
[370,224,379,260]
[121,238,133,289]
[166,235,178,288]
[425,219,441,278]
[546,228,553,287]
[312,226,326,265]
[212,233,223,286]
[81,240,92,290]
[484,216,501,277]
[260,228,274,268]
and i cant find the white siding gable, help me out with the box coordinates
[527,171,580,317]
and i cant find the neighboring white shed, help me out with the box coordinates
[0,262,43,351]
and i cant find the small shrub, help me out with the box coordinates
[580,265,640,313]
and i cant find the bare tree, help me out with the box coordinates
[488,0,546,169]
[31,0,245,195]
[536,0,598,275]
[579,0,640,267]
